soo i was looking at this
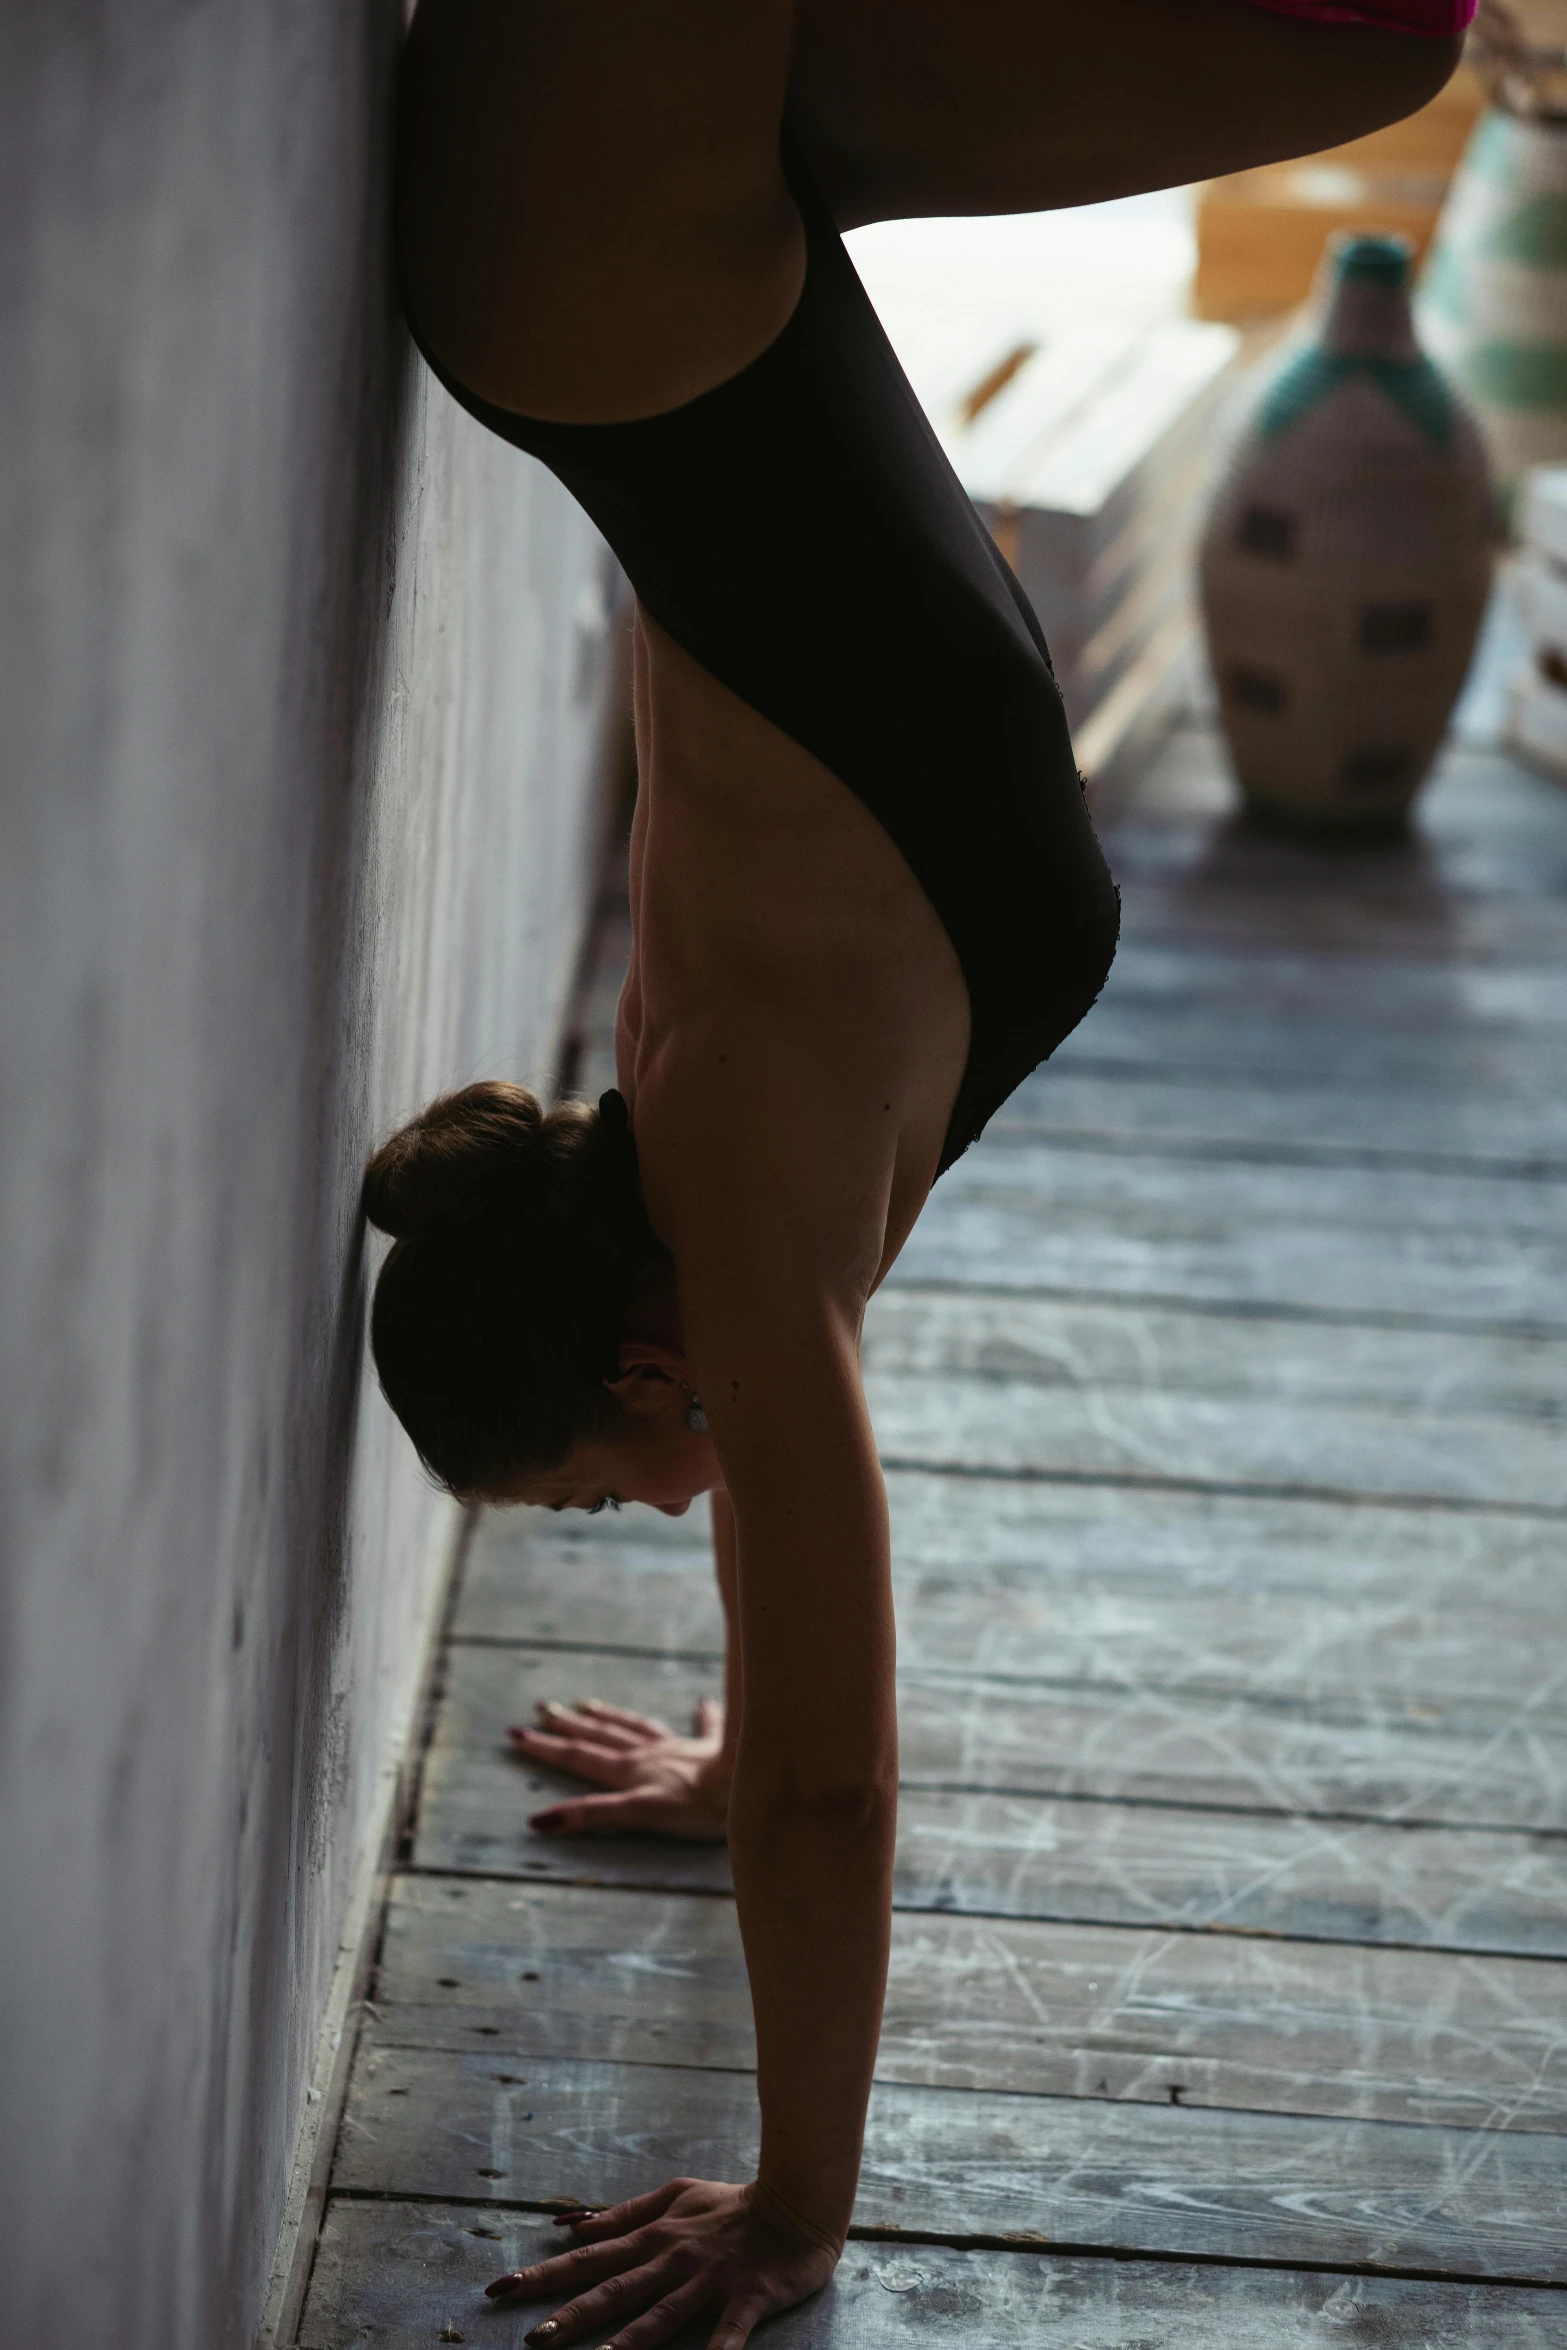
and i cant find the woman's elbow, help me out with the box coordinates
[736,1756,898,1836]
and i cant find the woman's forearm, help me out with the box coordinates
[710,1487,745,1784]
[660,1209,906,2251]
[728,1759,897,2245]
[711,1361,900,2246]
[715,1481,893,2239]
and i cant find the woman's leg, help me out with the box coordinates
[397,0,803,421]
[787,0,1463,226]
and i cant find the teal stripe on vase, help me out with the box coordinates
[1453,337,1567,410]
[1257,351,1453,446]
[1479,192,1567,269]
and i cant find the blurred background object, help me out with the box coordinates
[1505,461,1567,763]
[914,319,1240,767]
[1201,235,1494,828]
[1196,66,1484,323]
[851,197,1239,781]
[1468,0,1567,117]
[1418,4,1567,494]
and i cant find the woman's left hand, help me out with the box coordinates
[485,2176,839,2349]
[509,1697,731,1840]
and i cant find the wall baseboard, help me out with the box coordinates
[253,1504,476,2350]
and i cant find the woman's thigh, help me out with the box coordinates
[787,0,1463,225]
[397,0,804,420]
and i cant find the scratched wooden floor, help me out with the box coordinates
[299,713,1567,2346]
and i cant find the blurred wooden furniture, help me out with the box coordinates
[910,321,1242,773]
[1195,66,1484,321]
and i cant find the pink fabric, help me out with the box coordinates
[1239,0,1474,31]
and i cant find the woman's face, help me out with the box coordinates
[498,1351,721,1517]
[512,1426,720,1517]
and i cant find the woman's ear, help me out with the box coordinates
[603,1339,689,1419]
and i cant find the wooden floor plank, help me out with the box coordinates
[416,1657,1567,1954]
[890,1699,1567,1844]
[865,1288,1567,1426]
[453,1569,1567,1767]
[1110,859,1567,961]
[1089,935,1567,1036]
[1110,880,1567,970]
[869,1381,1567,1513]
[300,2200,1567,2350]
[1101,735,1567,910]
[461,1476,1566,1644]
[462,1672,1567,1840]
[860,1290,1567,1509]
[895,1149,1567,1328]
[998,1065,1567,1166]
[925,1133,1567,1248]
[868,1375,1566,1508]
[442,1578,1567,1826]
[331,2045,1567,2280]
[454,1564,1567,1729]
[438,1645,1567,1837]
[416,1753,1567,1957]
[375,1877,1567,2134]
[1047,998,1567,1102]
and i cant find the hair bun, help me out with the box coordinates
[362,1080,544,1239]
[365,1079,669,1493]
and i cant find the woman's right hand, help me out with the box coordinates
[485,2176,839,2350]
[510,1696,731,1841]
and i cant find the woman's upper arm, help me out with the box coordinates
[711,1303,899,1808]
[638,1046,900,1798]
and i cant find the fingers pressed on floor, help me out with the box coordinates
[531,1792,653,1834]
[511,1725,607,1755]
[535,1704,645,1746]
[613,2276,715,2349]
[706,2300,769,2350]
[576,1699,671,1734]
[487,2230,656,2305]
[564,2184,685,2238]
[527,2256,671,2343]
[513,1734,636,1783]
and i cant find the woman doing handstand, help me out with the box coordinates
[374,6,1466,2342]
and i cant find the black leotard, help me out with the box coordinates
[405,142,1119,1175]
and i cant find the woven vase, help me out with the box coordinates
[1200,235,1494,829]
[1417,108,1567,494]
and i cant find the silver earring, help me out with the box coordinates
[684,1395,709,1434]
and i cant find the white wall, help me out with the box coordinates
[0,7,616,2344]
